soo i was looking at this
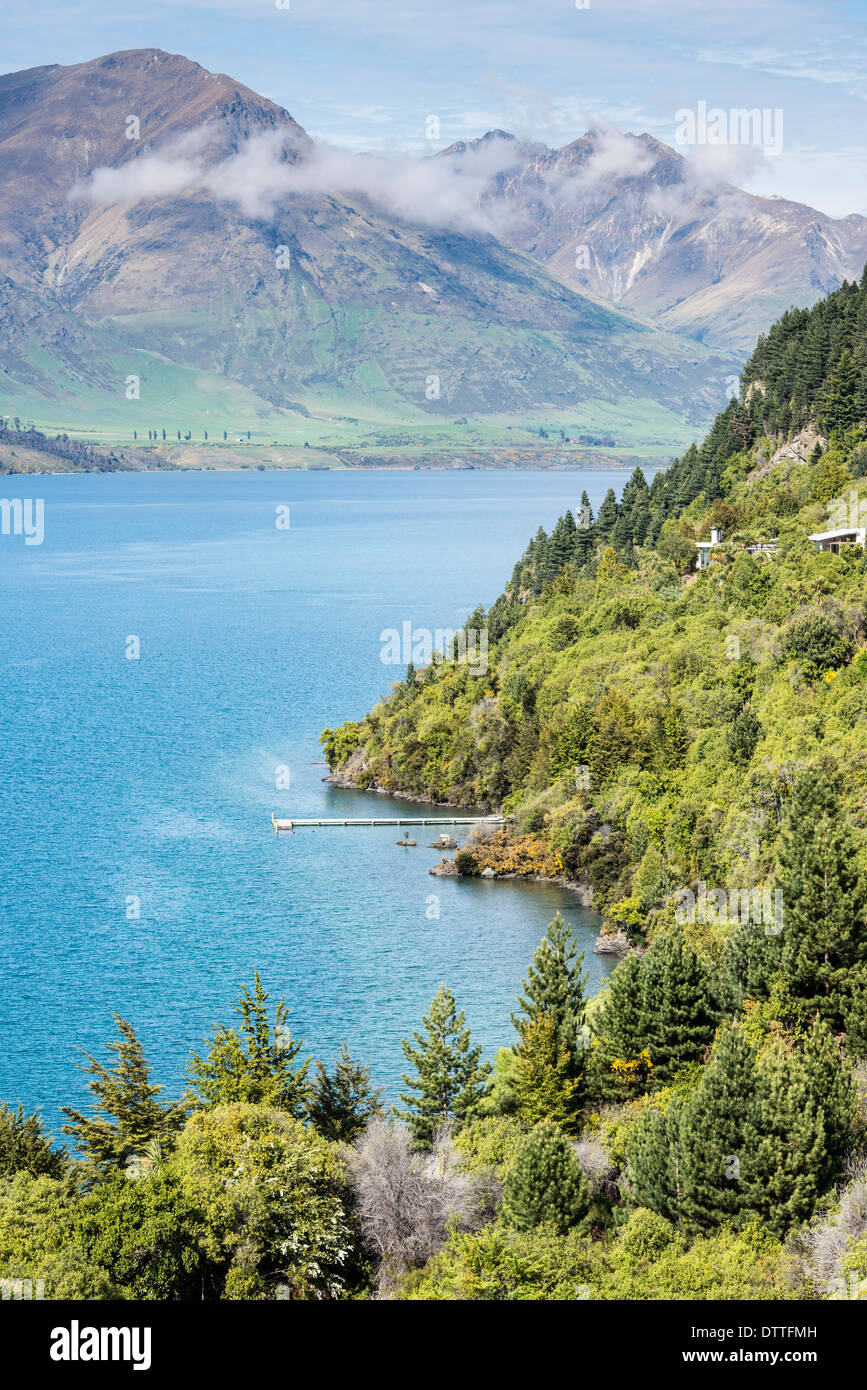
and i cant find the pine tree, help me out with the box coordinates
[397,985,490,1145]
[775,772,867,1045]
[800,1019,856,1181]
[638,931,719,1084]
[512,913,588,1061]
[61,1015,185,1179]
[595,487,619,541]
[510,1013,584,1133]
[676,1024,763,1231]
[0,1102,67,1179]
[596,954,644,1058]
[718,914,783,1013]
[820,348,860,437]
[751,1040,827,1237]
[502,1120,590,1232]
[307,1043,384,1142]
[625,1101,684,1224]
[187,972,311,1115]
[574,489,594,566]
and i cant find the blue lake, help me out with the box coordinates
[0,468,641,1137]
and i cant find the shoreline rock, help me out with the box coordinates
[593,931,631,957]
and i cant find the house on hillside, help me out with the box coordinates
[695,526,779,569]
[809,526,867,554]
[695,526,723,569]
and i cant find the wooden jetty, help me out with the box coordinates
[272,813,505,834]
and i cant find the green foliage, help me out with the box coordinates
[0,1103,66,1180]
[512,914,588,1061]
[169,1103,355,1299]
[502,1121,590,1233]
[61,1014,185,1182]
[0,1174,118,1299]
[308,1044,384,1143]
[511,1014,585,1133]
[397,985,490,1146]
[73,1174,205,1300]
[188,972,311,1115]
[626,1021,853,1237]
[775,772,867,1045]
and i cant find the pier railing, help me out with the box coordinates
[272,813,506,834]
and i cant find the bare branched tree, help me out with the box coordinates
[346,1120,498,1293]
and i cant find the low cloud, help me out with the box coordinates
[70,126,523,234]
[70,117,772,239]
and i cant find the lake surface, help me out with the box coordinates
[0,468,637,1137]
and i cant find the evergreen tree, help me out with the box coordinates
[574,489,594,565]
[595,487,619,541]
[0,1102,67,1179]
[510,1013,584,1133]
[307,1043,384,1142]
[775,772,867,1045]
[676,1024,763,1232]
[751,1040,827,1237]
[502,1120,590,1232]
[596,954,645,1062]
[800,1019,856,1180]
[628,1024,839,1237]
[625,1102,685,1224]
[639,931,719,1084]
[397,985,490,1145]
[718,916,783,1013]
[820,348,860,436]
[512,913,588,1063]
[188,972,311,1115]
[61,1015,185,1179]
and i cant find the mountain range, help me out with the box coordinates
[0,49,865,466]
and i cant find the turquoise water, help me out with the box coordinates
[0,469,634,1136]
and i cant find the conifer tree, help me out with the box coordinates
[502,1120,590,1232]
[512,913,588,1062]
[307,1043,384,1142]
[638,931,719,1083]
[596,953,645,1062]
[751,1040,827,1237]
[676,1024,763,1231]
[595,487,619,541]
[187,972,311,1115]
[398,985,490,1145]
[625,1101,684,1224]
[510,1013,584,1133]
[574,489,594,566]
[775,772,867,1045]
[800,1019,856,1181]
[0,1102,67,1179]
[61,1015,185,1180]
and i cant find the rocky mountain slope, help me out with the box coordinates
[440,130,867,356]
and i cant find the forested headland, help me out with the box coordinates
[4,272,867,1302]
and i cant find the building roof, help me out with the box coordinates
[809,528,867,543]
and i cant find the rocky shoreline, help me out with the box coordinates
[328,767,633,957]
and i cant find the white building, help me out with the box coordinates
[809,527,867,554]
[695,526,723,570]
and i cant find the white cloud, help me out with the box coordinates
[70,125,525,232]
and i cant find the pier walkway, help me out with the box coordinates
[272,813,505,834]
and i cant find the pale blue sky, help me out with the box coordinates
[4,0,867,217]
